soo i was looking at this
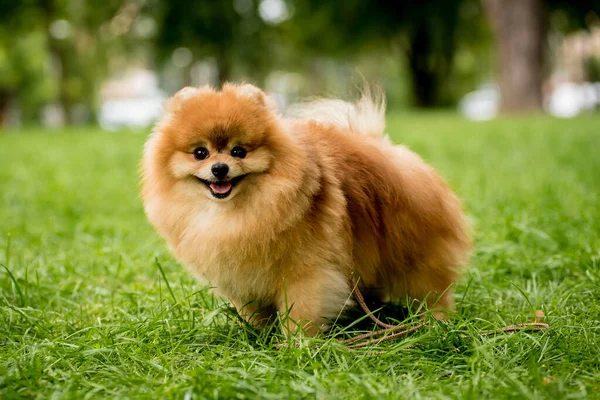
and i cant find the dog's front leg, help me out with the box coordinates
[230,298,276,327]
[275,267,351,336]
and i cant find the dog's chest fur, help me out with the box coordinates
[172,206,299,301]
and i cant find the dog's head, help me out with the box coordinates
[145,83,285,202]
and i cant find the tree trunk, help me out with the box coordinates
[407,28,437,108]
[216,48,232,88]
[49,47,73,125]
[0,89,10,129]
[484,0,547,114]
[406,25,453,108]
[42,0,73,125]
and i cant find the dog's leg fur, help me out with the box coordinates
[231,298,276,327]
[275,267,350,336]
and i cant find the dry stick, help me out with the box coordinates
[341,275,427,347]
[480,322,549,336]
[350,275,397,329]
[339,323,417,345]
[346,323,426,349]
[346,322,549,349]
[343,276,550,349]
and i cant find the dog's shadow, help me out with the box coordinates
[224,297,415,345]
[332,298,412,336]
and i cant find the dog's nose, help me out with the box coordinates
[211,163,229,179]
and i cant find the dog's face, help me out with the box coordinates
[150,84,279,202]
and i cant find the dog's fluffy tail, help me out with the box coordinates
[288,87,386,139]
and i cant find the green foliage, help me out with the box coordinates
[284,0,492,107]
[0,4,56,120]
[585,56,600,81]
[153,0,278,85]
[0,0,599,125]
[548,0,600,32]
[0,0,151,124]
[1,114,600,397]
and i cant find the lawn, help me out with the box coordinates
[1,113,599,399]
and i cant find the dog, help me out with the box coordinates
[141,83,471,335]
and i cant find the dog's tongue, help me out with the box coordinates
[210,181,232,194]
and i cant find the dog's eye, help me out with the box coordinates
[231,146,247,159]
[193,147,209,160]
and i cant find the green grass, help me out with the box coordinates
[1,113,599,399]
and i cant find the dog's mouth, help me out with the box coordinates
[195,175,247,199]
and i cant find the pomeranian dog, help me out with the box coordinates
[141,83,470,335]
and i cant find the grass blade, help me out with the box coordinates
[155,258,177,303]
[1,263,25,306]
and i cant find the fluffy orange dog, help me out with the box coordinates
[141,83,470,335]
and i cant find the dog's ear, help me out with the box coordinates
[223,83,267,106]
[165,85,214,113]
[237,84,266,105]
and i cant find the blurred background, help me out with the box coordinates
[0,0,599,130]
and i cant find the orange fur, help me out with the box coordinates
[141,83,471,335]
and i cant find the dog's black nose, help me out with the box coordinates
[211,163,229,179]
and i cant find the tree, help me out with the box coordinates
[39,0,149,124]
[0,2,52,126]
[483,0,546,113]
[153,0,274,87]
[0,0,151,127]
[283,0,484,107]
[483,0,600,114]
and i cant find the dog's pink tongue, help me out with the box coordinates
[210,182,232,194]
